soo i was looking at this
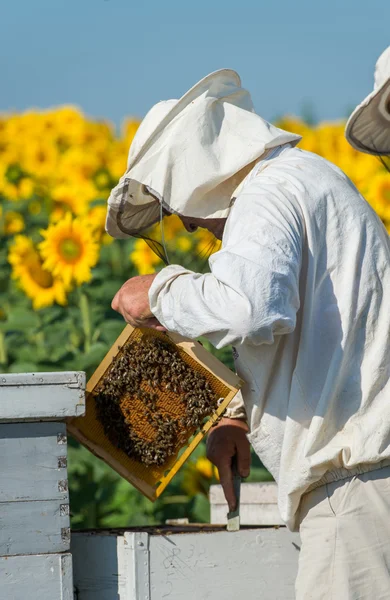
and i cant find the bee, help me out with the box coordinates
[94,333,221,466]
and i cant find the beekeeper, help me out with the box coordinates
[108,69,390,599]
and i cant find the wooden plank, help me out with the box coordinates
[0,499,70,556]
[210,481,279,504]
[210,482,284,525]
[0,422,68,503]
[0,553,73,600]
[169,332,243,390]
[148,528,300,600]
[0,372,85,422]
[0,371,85,387]
[86,326,133,393]
[71,528,300,600]
[211,502,284,526]
[71,533,130,600]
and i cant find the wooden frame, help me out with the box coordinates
[67,325,242,500]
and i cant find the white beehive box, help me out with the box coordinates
[71,526,300,600]
[209,482,284,526]
[0,371,85,600]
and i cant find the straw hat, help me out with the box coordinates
[345,46,390,155]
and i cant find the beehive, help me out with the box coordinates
[67,325,242,500]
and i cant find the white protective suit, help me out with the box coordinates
[107,70,390,531]
[150,144,390,530]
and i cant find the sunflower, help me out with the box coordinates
[366,173,390,222]
[28,199,42,216]
[195,457,216,480]
[195,229,221,257]
[0,181,19,201]
[57,146,100,182]
[122,118,140,146]
[7,235,35,277]
[107,140,128,180]
[129,239,162,275]
[182,457,219,497]
[87,205,112,245]
[22,140,59,179]
[162,214,186,241]
[51,180,97,216]
[4,211,25,235]
[92,168,113,191]
[18,177,34,200]
[39,213,100,286]
[8,236,68,310]
[176,235,192,252]
[274,116,311,138]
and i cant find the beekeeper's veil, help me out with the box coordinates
[106,69,301,263]
[345,46,390,168]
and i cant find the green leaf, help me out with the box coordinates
[77,342,108,371]
[8,361,39,373]
[246,467,274,482]
[98,319,125,344]
[0,308,40,333]
[191,493,210,523]
[40,306,65,325]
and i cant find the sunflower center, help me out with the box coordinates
[36,150,46,163]
[27,261,54,289]
[59,238,82,261]
[383,185,390,202]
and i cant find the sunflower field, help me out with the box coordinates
[0,108,389,528]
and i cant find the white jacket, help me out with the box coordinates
[149,146,390,530]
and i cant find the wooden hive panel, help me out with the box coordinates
[67,325,242,500]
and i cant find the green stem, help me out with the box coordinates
[0,331,7,365]
[79,293,91,354]
[110,241,123,277]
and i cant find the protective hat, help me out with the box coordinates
[105,69,301,249]
[345,46,390,155]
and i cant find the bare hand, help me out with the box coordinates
[207,417,250,511]
[111,274,165,330]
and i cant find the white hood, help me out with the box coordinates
[106,69,301,239]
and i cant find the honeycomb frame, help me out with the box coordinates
[67,325,243,501]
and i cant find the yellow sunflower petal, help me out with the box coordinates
[39,212,100,286]
[8,235,69,310]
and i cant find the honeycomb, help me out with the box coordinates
[67,326,241,500]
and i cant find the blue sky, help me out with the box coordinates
[1,0,388,127]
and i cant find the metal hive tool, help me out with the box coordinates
[67,325,243,500]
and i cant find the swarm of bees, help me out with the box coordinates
[95,336,219,467]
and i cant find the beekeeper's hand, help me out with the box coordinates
[207,417,250,511]
[112,274,166,331]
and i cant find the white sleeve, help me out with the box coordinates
[149,178,303,350]
[223,389,247,420]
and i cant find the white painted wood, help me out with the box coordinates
[148,528,299,599]
[0,499,70,556]
[210,482,284,525]
[126,532,150,600]
[71,528,300,600]
[0,553,73,600]
[0,371,85,421]
[0,422,68,502]
[210,482,278,504]
[0,371,85,387]
[71,532,131,599]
